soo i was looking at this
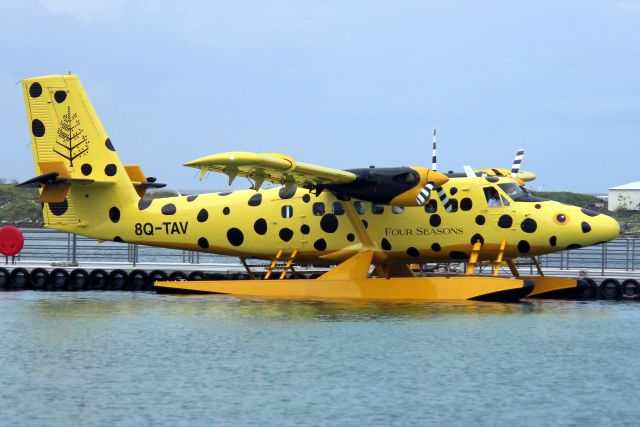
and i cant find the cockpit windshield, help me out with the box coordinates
[498,183,546,202]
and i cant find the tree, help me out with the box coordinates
[54,106,88,168]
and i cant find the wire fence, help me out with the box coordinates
[6,229,640,272]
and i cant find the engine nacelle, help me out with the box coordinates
[325,166,448,207]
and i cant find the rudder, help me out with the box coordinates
[22,75,138,232]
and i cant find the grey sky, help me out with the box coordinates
[2,0,639,194]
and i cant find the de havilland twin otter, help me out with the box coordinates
[19,75,620,301]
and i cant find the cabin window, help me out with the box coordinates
[392,206,404,214]
[372,203,384,215]
[333,202,345,215]
[313,202,325,216]
[484,187,502,207]
[424,199,438,213]
[281,205,293,219]
[501,196,510,207]
[354,201,366,215]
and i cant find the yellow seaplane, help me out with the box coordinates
[19,75,620,301]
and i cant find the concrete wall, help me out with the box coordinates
[608,189,640,211]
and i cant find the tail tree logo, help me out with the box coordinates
[54,106,89,167]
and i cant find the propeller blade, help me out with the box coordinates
[437,186,454,213]
[511,149,524,177]
[432,128,437,171]
[416,181,435,205]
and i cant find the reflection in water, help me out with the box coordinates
[27,292,540,322]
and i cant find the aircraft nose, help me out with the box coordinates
[598,214,620,242]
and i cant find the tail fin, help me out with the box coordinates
[22,75,138,231]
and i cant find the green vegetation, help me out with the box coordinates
[0,181,43,227]
[532,191,601,207]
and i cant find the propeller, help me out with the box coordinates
[511,149,524,177]
[415,129,454,212]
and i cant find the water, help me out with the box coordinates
[1,293,640,427]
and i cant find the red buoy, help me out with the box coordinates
[0,226,25,257]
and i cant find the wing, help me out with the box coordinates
[184,151,357,190]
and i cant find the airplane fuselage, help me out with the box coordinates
[58,174,619,265]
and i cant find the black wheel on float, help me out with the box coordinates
[128,269,148,292]
[148,270,168,289]
[168,271,188,281]
[0,267,10,289]
[10,268,30,290]
[309,273,321,279]
[599,278,621,300]
[49,268,69,291]
[188,271,205,281]
[620,279,640,299]
[30,268,49,290]
[69,269,89,291]
[580,277,598,299]
[208,273,225,280]
[109,269,129,291]
[89,269,109,290]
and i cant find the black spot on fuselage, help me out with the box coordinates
[219,192,232,196]
[49,199,68,216]
[109,207,120,223]
[407,247,420,257]
[186,195,198,202]
[381,238,392,251]
[54,91,67,103]
[302,194,311,203]
[223,207,230,215]
[114,236,123,243]
[450,251,469,260]
[471,233,484,245]
[450,187,458,196]
[581,221,591,233]
[105,138,115,151]
[279,228,294,242]
[535,204,541,209]
[198,237,209,249]
[197,209,208,222]
[105,164,117,176]
[460,198,472,211]
[161,203,176,215]
[320,214,339,233]
[484,176,499,183]
[32,119,45,137]
[549,236,557,247]
[29,82,42,98]
[475,215,486,225]
[362,219,368,229]
[314,238,327,251]
[254,218,268,235]
[227,228,244,246]
[347,233,355,242]
[521,218,537,233]
[498,215,513,228]
[81,163,92,176]
[567,244,582,250]
[278,186,296,199]
[300,224,310,234]
[518,240,531,253]
[248,193,262,206]
[431,243,441,252]
[429,214,442,227]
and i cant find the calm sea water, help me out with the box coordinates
[1,292,640,427]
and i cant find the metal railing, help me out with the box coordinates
[6,229,640,272]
